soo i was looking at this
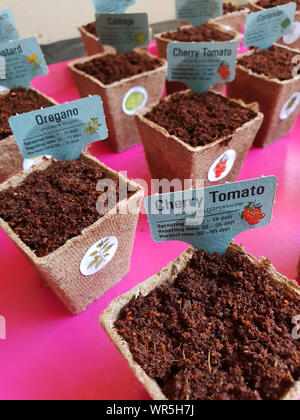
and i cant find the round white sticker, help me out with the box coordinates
[122,87,148,116]
[23,155,52,171]
[283,22,300,45]
[208,150,237,183]
[280,93,300,120]
[80,236,118,277]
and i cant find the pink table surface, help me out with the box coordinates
[0,43,300,400]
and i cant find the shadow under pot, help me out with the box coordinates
[69,50,167,153]
[227,44,300,148]
[0,153,144,315]
[78,21,153,56]
[136,89,263,189]
[248,0,300,51]
[100,242,300,401]
[0,87,57,183]
[155,22,242,96]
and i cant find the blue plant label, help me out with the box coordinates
[175,0,223,27]
[0,56,5,80]
[145,177,277,256]
[0,37,48,89]
[244,3,296,50]
[96,13,149,53]
[93,0,136,14]
[167,41,238,94]
[9,96,108,162]
[0,9,19,43]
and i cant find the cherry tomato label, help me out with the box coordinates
[167,41,238,94]
[145,176,277,256]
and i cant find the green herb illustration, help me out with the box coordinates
[87,238,115,270]
[281,17,291,31]
[27,54,41,71]
[287,96,297,110]
[85,117,101,135]
[125,92,145,111]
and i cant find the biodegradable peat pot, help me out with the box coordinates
[209,6,249,33]
[155,22,242,95]
[136,89,263,188]
[248,1,300,50]
[78,22,153,56]
[227,45,300,148]
[69,50,167,153]
[100,242,300,400]
[0,87,57,183]
[0,153,144,314]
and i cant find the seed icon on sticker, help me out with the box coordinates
[80,237,118,276]
[280,93,300,120]
[122,86,148,116]
[208,150,237,183]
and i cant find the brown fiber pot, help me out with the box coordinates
[155,22,242,95]
[78,22,153,56]
[100,242,300,401]
[209,8,249,33]
[227,45,300,148]
[248,1,300,51]
[136,89,263,189]
[0,88,57,184]
[0,153,144,315]
[69,50,167,153]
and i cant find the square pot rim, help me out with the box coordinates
[136,89,264,153]
[78,22,99,42]
[100,242,300,401]
[209,7,250,20]
[235,44,300,84]
[0,86,58,146]
[0,152,144,264]
[154,21,243,44]
[68,50,167,89]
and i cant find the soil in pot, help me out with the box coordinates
[74,51,163,85]
[115,248,300,400]
[238,45,300,81]
[161,22,235,42]
[223,2,246,13]
[256,0,300,11]
[145,91,257,148]
[0,159,131,257]
[0,87,54,141]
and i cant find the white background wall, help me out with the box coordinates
[1,0,176,44]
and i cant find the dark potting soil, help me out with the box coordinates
[74,51,163,85]
[238,46,300,81]
[145,91,257,147]
[257,0,300,11]
[84,21,98,37]
[0,87,54,141]
[161,23,235,42]
[115,249,300,400]
[0,159,126,257]
[223,2,245,13]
